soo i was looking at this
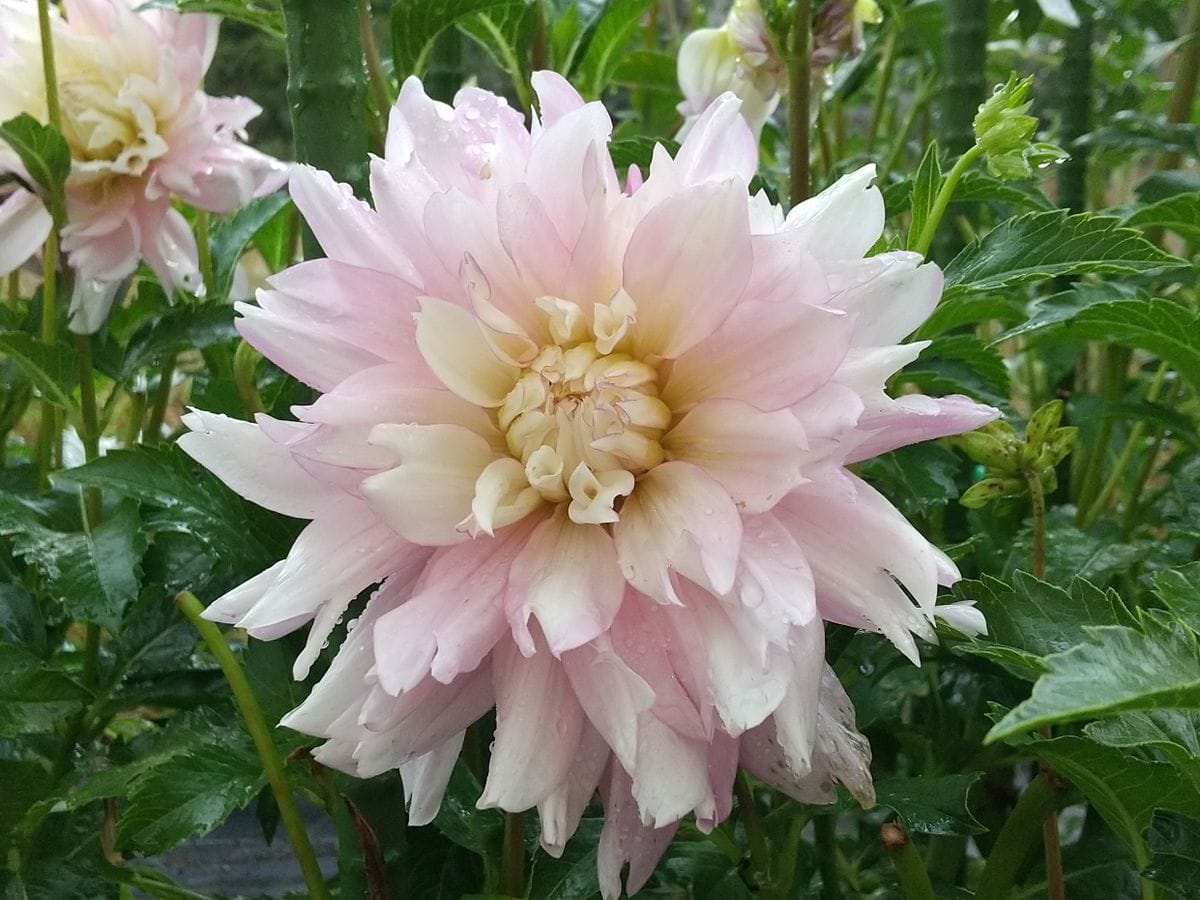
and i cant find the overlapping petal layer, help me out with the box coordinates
[180,73,997,896]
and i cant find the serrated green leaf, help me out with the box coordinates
[459,5,535,85]
[859,443,963,516]
[0,644,89,737]
[1048,298,1200,392]
[1036,736,1200,863]
[610,49,679,93]
[53,445,297,578]
[168,0,284,38]
[0,583,44,655]
[952,169,1056,211]
[1087,710,1200,792]
[902,333,1010,406]
[391,0,526,77]
[1153,562,1200,622]
[0,114,70,224]
[943,211,1182,297]
[992,282,1147,344]
[208,191,291,302]
[0,330,78,412]
[1143,811,1200,899]
[1124,193,1200,244]
[576,0,655,98]
[907,142,942,250]
[874,773,986,835]
[913,293,1025,340]
[120,305,238,381]
[0,496,145,631]
[989,617,1200,741]
[952,572,1132,680]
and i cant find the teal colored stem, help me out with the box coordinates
[176,593,331,900]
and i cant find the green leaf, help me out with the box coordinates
[952,572,1131,680]
[576,0,655,98]
[0,583,44,655]
[907,142,942,250]
[208,191,291,302]
[610,49,679,94]
[1087,710,1200,792]
[0,496,146,632]
[119,305,238,381]
[0,330,78,412]
[0,645,88,737]
[391,0,526,78]
[53,445,297,578]
[1035,736,1200,862]
[859,443,963,516]
[526,819,602,900]
[942,211,1182,297]
[991,282,1146,344]
[1048,298,1200,393]
[171,0,284,38]
[988,617,1200,741]
[1143,811,1200,899]
[435,761,503,856]
[901,334,1010,406]
[873,773,986,835]
[1153,562,1200,622]
[913,293,1025,340]
[1124,193,1200,244]
[459,6,535,86]
[952,169,1056,211]
[0,114,70,223]
[608,136,677,170]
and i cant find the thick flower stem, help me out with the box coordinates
[976,774,1067,900]
[881,824,935,900]
[143,353,175,444]
[358,0,394,124]
[195,210,215,298]
[814,814,843,900]
[37,0,63,130]
[1075,346,1129,520]
[912,144,984,257]
[502,811,525,898]
[175,592,331,900]
[1022,468,1047,580]
[787,0,813,206]
[281,0,369,236]
[1160,0,1200,172]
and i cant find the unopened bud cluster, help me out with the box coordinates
[973,75,1067,180]
[959,400,1077,508]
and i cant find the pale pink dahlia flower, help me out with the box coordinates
[180,74,996,895]
[0,0,287,332]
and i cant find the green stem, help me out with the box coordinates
[787,0,812,206]
[36,231,58,491]
[925,834,966,885]
[866,26,900,154]
[1023,467,1046,580]
[1080,362,1169,528]
[1121,376,1182,538]
[74,333,102,523]
[1056,9,1092,213]
[912,144,985,257]
[735,772,772,889]
[143,353,176,444]
[176,593,331,900]
[5,270,18,307]
[1075,346,1130,521]
[1159,0,1200,172]
[976,775,1067,900]
[502,811,525,898]
[880,75,933,184]
[939,0,986,157]
[358,0,394,120]
[37,0,62,131]
[882,824,935,900]
[233,341,266,418]
[194,210,215,299]
[281,0,369,253]
[127,871,216,900]
[814,814,843,900]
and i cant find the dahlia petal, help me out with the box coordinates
[202,560,285,626]
[414,296,520,408]
[537,722,609,857]
[598,764,678,900]
[399,731,465,826]
[177,410,340,518]
[371,520,537,693]
[772,620,825,775]
[0,188,50,277]
[496,183,572,297]
[673,92,758,186]
[479,636,586,811]
[735,511,817,635]
[662,399,808,514]
[506,508,625,655]
[847,394,1001,463]
[783,164,884,260]
[614,461,743,604]
[561,634,655,772]
[826,253,943,345]
[631,718,715,828]
[661,301,853,412]
[531,70,587,126]
[933,600,988,637]
[362,423,498,546]
[624,179,752,359]
[288,165,403,274]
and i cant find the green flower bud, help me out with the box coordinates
[1042,426,1078,466]
[973,75,1046,181]
[961,430,1022,472]
[960,476,1023,509]
[1025,399,1064,449]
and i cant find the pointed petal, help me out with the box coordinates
[414,296,520,408]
